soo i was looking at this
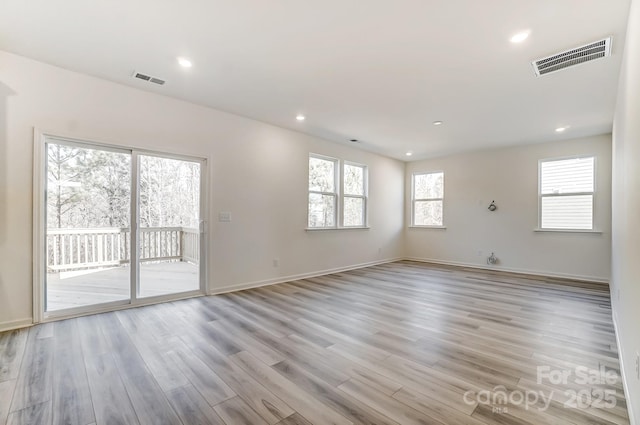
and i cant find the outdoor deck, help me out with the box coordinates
[46,261,198,311]
[45,226,200,311]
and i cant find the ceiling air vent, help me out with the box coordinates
[532,37,612,77]
[133,71,166,85]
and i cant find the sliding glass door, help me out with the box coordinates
[45,142,132,311]
[138,154,201,298]
[42,137,205,316]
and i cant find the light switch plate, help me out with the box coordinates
[218,211,231,222]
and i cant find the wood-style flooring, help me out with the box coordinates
[0,261,630,425]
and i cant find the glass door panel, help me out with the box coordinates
[45,141,131,311]
[138,155,201,298]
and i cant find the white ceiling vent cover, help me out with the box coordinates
[532,37,612,77]
[132,71,166,85]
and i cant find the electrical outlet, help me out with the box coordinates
[477,250,482,257]
[273,259,279,267]
[218,211,232,222]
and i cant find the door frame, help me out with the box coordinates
[32,129,209,323]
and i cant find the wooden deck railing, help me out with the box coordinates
[46,227,199,272]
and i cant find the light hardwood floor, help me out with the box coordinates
[0,261,630,425]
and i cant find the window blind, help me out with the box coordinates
[540,157,594,230]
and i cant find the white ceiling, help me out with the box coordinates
[0,0,631,160]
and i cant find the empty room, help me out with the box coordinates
[1,0,639,424]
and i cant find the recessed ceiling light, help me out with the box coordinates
[177,57,193,68]
[296,114,306,121]
[405,152,413,156]
[510,31,530,43]
[433,121,443,126]
[555,126,568,133]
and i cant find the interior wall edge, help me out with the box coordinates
[613,311,638,425]
[0,318,32,333]
[208,257,404,295]
[406,256,610,284]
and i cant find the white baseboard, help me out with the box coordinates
[0,318,33,333]
[612,311,637,425]
[210,256,609,295]
[209,257,403,295]
[405,256,610,284]
[1,257,609,332]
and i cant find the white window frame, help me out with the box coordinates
[341,161,368,228]
[411,171,445,227]
[308,154,339,229]
[537,155,596,231]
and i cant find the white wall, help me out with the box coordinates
[0,51,405,329]
[405,135,612,281]
[612,0,640,422]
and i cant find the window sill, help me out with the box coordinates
[408,225,447,229]
[533,228,602,234]
[305,226,370,231]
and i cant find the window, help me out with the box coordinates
[308,155,338,228]
[343,163,367,227]
[539,156,595,230]
[412,172,444,226]
[308,155,368,229]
